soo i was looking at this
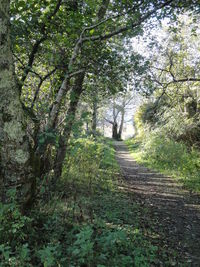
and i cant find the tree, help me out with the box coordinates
[104,91,136,140]
[133,13,200,146]
[0,0,35,211]
[1,0,199,208]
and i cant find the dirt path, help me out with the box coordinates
[114,141,200,266]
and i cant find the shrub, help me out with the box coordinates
[61,137,118,193]
[0,190,33,266]
[0,138,160,266]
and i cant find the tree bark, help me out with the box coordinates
[112,99,118,140]
[98,0,110,20]
[92,96,98,134]
[118,109,125,140]
[112,122,118,140]
[54,72,85,179]
[0,1,35,211]
[48,77,71,129]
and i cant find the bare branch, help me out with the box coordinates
[152,66,200,86]
[173,77,200,83]
[104,117,114,125]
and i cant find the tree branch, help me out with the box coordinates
[31,68,57,109]
[19,0,63,92]
[82,0,174,43]
[173,77,200,83]
[104,117,114,125]
[48,69,86,128]
[82,1,144,33]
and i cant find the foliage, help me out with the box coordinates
[135,101,200,145]
[157,106,200,146]
[0,190,33,266]
[0,138,160,267]
[62,137,118,192]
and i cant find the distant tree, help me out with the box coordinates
[104,92,135,140]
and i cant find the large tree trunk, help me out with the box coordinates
[0,1,35,211]
[54,72,85,179]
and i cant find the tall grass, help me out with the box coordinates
[126,133,200,192]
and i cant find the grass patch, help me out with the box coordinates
[126,135,200,192]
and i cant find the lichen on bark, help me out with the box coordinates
[0,0,35,210]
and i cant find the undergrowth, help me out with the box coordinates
[1,137,181,266]
[126,134,200,192]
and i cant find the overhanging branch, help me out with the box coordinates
[82,0,174,43]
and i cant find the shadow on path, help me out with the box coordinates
[114,141,200,266]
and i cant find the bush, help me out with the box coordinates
[61,137,118,193]
[0,190,33,266]
[67,221,157,267]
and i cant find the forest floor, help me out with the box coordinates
[114,141,200,266]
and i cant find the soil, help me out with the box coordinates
[114,141,200,266]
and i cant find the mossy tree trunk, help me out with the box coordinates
[0,0,35,211]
